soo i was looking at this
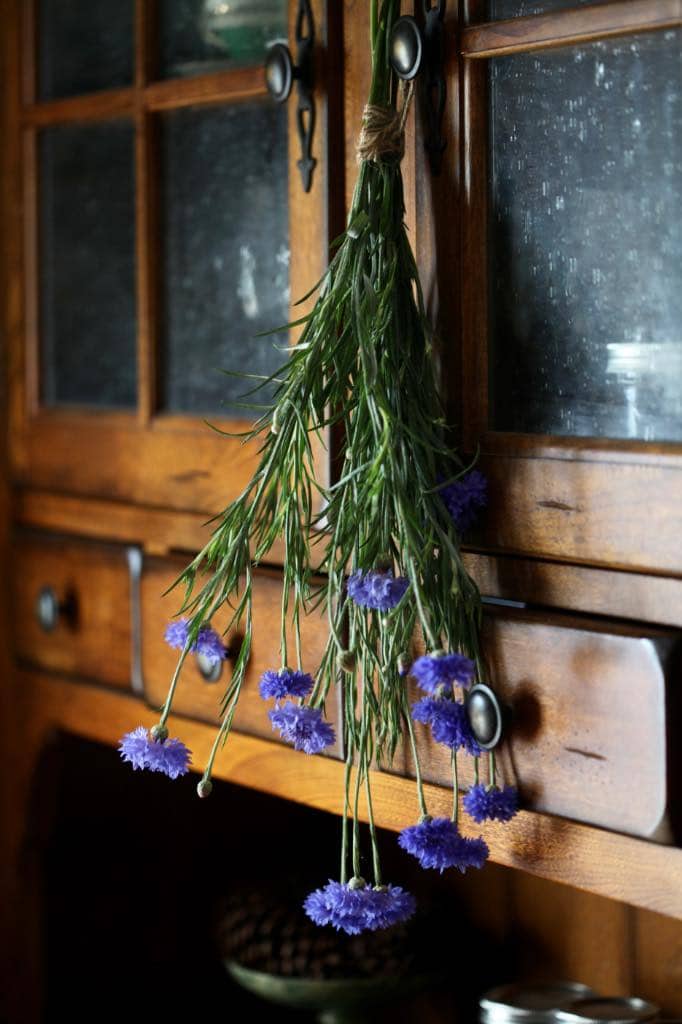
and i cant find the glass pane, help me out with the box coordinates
[159,0,288,79]
[40,121,137,409]
[489,31,682,442]
[38,0,133,100]
[487,0,610,18]
[159,102,289,415]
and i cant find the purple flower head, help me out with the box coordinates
[410,652,476,694]
[164,619,228,661]
[269,702,335,754]
[463,783,519,823]
[195,624,228,661]
[347,569,410,612]
[363,885,416,931]
[398,817,489,874]
[119,727,192,779]
[411,697,481,756]
[164,618,191,650]
[304,880,415,935]
[440,470,488,533]
[259,667,315,701]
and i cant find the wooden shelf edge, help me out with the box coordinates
[15,671,682,920]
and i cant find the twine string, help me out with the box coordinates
[356,79,415,165]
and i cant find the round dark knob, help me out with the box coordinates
[467,684,503,750]
[265,42,295,103]
[195,651,223,683]
[389,16,423,81]
[35,586,60,633]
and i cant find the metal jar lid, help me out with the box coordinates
[555,998,659,1024]
[480,982,598,1024]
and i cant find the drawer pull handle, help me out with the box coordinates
[195,651,223,684]
[264,0,316,192]
[467,683,504,751]
[35,586,62,633]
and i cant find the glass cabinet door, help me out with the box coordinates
[458,1,682,574]
[12,0,340,513]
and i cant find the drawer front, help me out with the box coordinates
[14,532,133,689]
[141,558,341,755]
[398,610,679,840]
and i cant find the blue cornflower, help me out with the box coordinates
[164,619,228,660]
[411,697,481,756]
[269,702,335,754]
[410,652,475,694]
[195,624,228,661]
[398,817,489,874]
[119,727,192,779]
[164,618,191,650]
[304,880,371,935]
[363,885,416,931]
[463,783,519,823]
[304,879,415,935]
[259,667,315,701]
[347,569,410,611]
[440,470,488,533]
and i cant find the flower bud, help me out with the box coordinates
[348,876,366,890]
[150,724,168,743]
[397,653,411,677]
[339,651,356,673]
[197,778,213,799]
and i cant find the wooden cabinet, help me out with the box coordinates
[2,1,682,1019]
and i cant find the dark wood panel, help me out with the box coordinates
[393,608,679,840]
[478,449,682,574]
[13,531,132,688]
[141,557,342,755]
[462,2,682,58]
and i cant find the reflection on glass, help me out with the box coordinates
[160,102,289,415]
[40,121,137,409]
[488,31,682,442]
[38,0,133,100]
[488,0,610,19]
[160,0,288,79]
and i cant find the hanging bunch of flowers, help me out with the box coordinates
[119,0,517,935]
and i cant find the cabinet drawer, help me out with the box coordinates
[141,558,342,755]
[399,609,681,841]
[14,532,133,689]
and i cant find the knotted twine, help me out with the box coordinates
[356,80,415,165]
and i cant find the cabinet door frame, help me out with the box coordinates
[5,0,343,514]
[457,0,682,574]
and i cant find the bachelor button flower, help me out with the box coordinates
[411,697,482,756]
[304,880,372,935]
[118,726,151,770]
[164,619,228,660]
[304,879,415,935]
[363,885,416,931]
[164,618,191,650]
[269,702,335,754]
[259,667,315,701]
[347,569,410,611]
[399,817,489,874]
[119,727,192,779]
[410,652,475,694]
[463,783,519,823]
[195,624,228,661]
[440,470,488,533]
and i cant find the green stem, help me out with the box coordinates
[158,644,191,728]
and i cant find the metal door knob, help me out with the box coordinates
[35,586,61,633]
[389,16,424,81]
[265,42,296,103]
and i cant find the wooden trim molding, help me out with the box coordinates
[14,671,682,921]
[462,1,682,59]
